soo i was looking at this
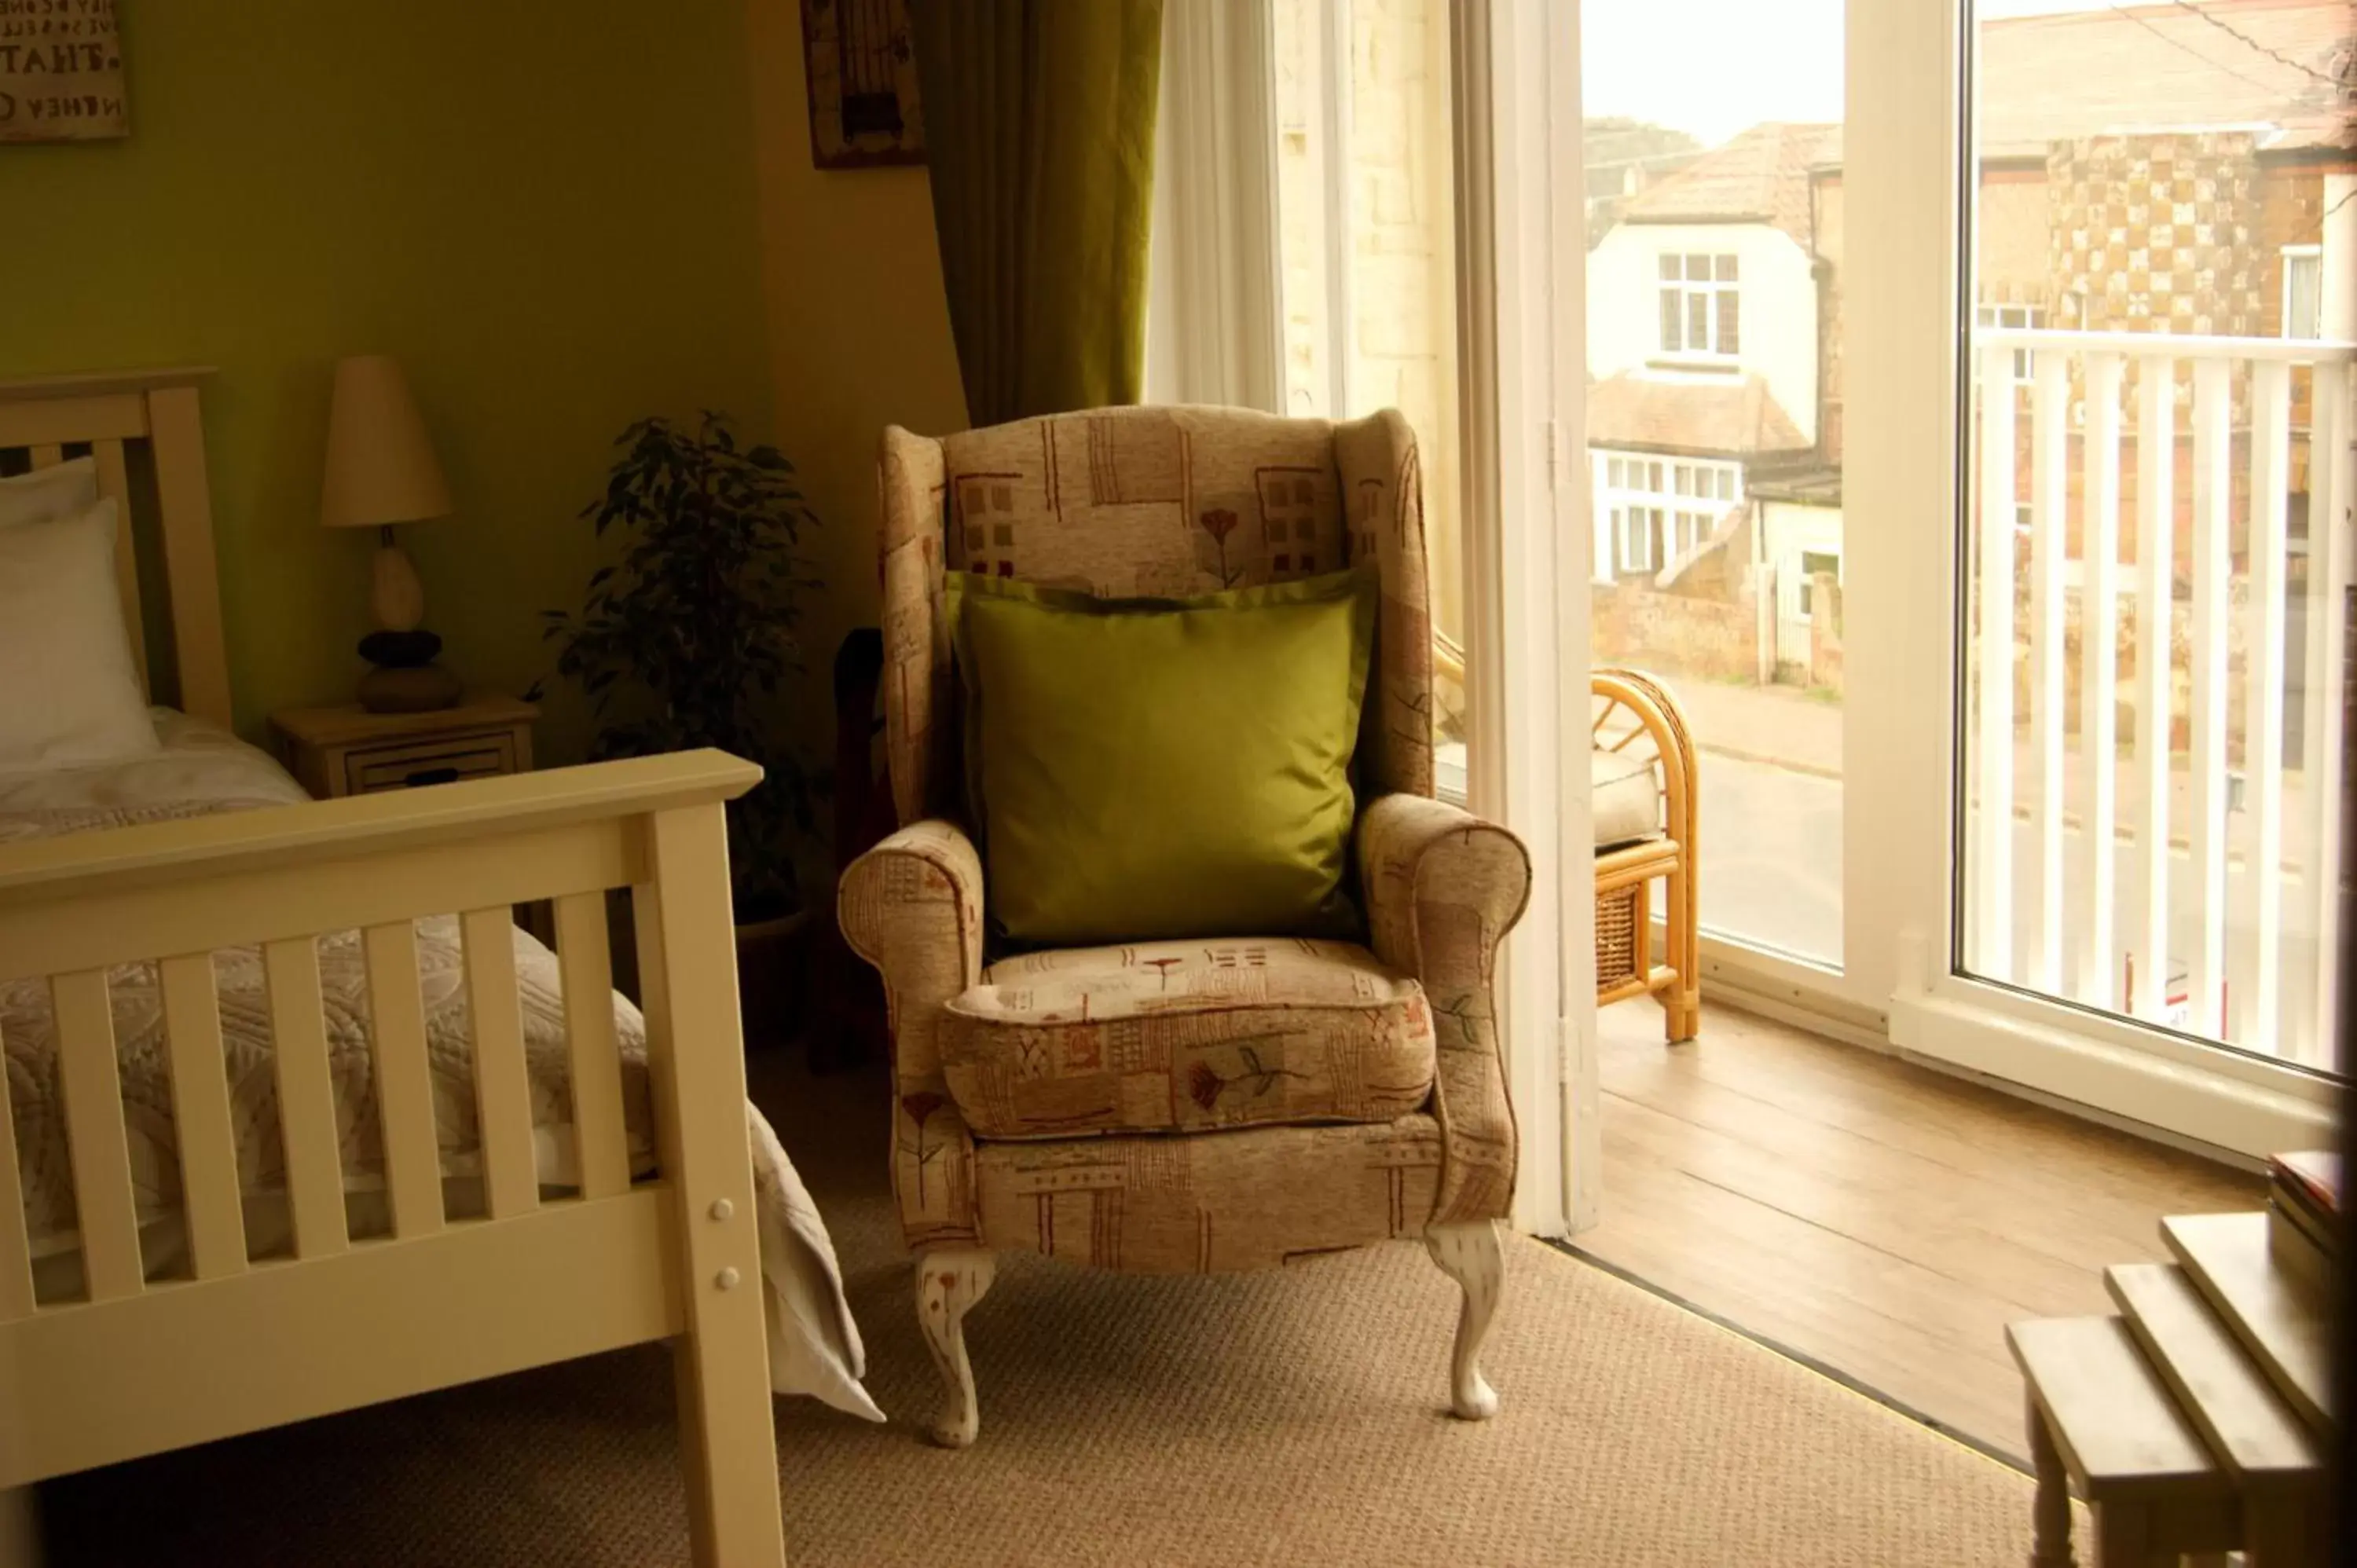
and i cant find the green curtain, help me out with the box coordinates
[910,0,1164,427]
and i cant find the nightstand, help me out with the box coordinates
[269,694,538,800]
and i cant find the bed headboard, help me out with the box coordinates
[0,368,233,727]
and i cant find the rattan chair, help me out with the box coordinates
[1591,669,1699,1041]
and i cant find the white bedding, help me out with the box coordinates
[0,711,882,1422]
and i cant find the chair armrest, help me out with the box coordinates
[838,818,986,1246]
[1593,666,1695,852]
[1355,793,1533,1225]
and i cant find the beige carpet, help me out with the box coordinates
[39,1053,2049,1566]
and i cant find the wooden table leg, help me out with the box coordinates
[2026,1394,2073,1568]
[2091,1500,2151,1568]
[2245,1489,2327,1568]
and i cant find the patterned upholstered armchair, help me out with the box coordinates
[840,406,1531,1447]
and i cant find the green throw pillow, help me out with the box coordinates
[947,567,1378,946]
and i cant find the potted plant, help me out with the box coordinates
[541,412,821,1036]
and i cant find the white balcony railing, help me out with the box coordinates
[1969,328,2355,1071]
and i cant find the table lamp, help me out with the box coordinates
[321,354,462,712]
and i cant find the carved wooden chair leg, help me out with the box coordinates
[1424,1219,1505,1420]
[915,1247,996,1449]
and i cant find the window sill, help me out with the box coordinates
[1642,357,1742,376]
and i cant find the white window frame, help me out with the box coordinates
[1593,449,1738,581]
[1974,302,2043,381]
[1795,549,1841,621]
[1658,251,1740,361]
[2282,244,2322,342]
[1456,0,1590,1237]
[1846,1,2333,1157]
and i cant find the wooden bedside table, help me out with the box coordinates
[269,694,538,800]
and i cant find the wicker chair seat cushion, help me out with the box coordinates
[1593,748,1662,849]
[940,937,1436,1140]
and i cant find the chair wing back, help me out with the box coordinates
[877,405,1434,826]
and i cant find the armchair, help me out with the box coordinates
[841,405,1532,1446]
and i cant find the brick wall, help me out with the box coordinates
[2049,131,2267,337]
[1591,578,1762,686]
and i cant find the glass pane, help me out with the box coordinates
[2286,255,2321,341]
[1659,253,1683,280]
[1271,0,1468,782]
[1585,0,1845,968]
[1958,0,2350,1073]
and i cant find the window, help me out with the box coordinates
[1797,549,1842,619]
[1974,302,2043,383]
[1593,449,1742,580]
[1267,0,1465,742]
[1658,253,1739,357]
[2283,245,2322,340]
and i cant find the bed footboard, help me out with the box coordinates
[0,752,784,1568]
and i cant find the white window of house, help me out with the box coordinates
[1596,449,1742,577]
[1975,303,2043,382]
[1796,548,1842,620]
[1658,253,1739,357]
[2283,245,2322,339]
[1615,505,1666,574]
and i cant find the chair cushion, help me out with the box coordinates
[1593,747,1662,849]
[940,938,1436,1139]
[948,566,1376,945]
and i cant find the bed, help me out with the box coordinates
[0,369,863,1568]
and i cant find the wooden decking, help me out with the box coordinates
[1574,998,2267,1462]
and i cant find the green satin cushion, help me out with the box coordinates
[948,567,1377,946]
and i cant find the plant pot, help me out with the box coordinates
[735,908,812,1049]
[600,895,810,1052]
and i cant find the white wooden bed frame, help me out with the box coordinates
[0,370,788,1566]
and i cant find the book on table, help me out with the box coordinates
[2264,1151,2338,1295]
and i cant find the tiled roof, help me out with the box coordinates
[1618,123,1840,247]
[1978,0,2352,157]
[1587,371,1812,458]
[1618,3,2349,247]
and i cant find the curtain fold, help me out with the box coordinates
[911,0,1164,427]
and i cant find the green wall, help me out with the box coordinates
[0,1,774,763]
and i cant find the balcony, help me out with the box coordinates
[1966,327,2355,1072]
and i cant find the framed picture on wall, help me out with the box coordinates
[0,0,127,143]
[801,0,924,169]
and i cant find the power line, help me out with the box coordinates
[2160,0,2350,94]
[2102,2,2311,101]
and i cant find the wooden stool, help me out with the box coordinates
[2006,1317,2239,1567]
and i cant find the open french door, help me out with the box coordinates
[1559,0,2341,1160]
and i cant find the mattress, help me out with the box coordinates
[0,711,880,1421]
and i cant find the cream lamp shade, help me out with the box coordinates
[321,354,453,530]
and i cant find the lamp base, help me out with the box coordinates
[357,661,464,713]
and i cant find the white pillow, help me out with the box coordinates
[0,497,162,771]
[0,456,100,528]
